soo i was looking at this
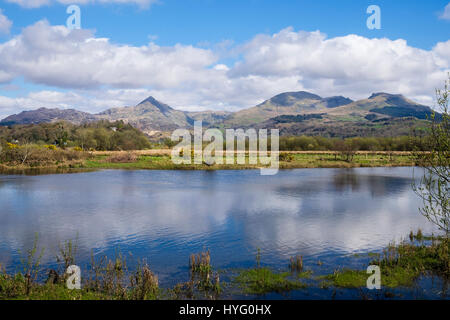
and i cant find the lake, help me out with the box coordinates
[0,167,446,299]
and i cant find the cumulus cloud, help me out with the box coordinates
[0,20,217,89]
[231,28,449,103]
[0,23,449,117]
[0,89,157,118]
[6,0,50,8]
[440,3,450,20]
[6,0,158,9]
[0,10,12,34]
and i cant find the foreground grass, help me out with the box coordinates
[0,274,108,300]
[82,152,416,171]
[234,267,310,295]
[321,232,450,289]
[1,232,448,299]
[321,267,418,288]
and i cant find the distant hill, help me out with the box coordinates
[257,92,436,137]
[326,93,435,120]
[322,96,354,108]
[186,110,232,126]
[0,91,437,138]
[96,96,193,134]
[0,107,97,126]
[221,91,354,127]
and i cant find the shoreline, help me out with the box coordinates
[0,150,418,175]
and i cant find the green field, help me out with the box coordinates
[0,151,418,173]
[82,152,416,171]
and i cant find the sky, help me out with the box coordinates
[0,0,449,118]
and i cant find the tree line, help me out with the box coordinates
[163,135,431,151]
[0,120,432,152]
[278,135,430,151]
[0,120,152,151]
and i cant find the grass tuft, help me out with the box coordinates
[234,267,308,294]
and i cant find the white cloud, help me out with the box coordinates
[5,0,51,8]
[0,70,14,83]
[0,89,155,118]
[230,28,450,103]
[0,23,449,117]
[6,0,158,9]
[439,3,450,20]
[0,20,217,90]
[0,10,12,34]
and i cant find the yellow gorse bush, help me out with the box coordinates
[44,145,57,150]
[6,142,19,149]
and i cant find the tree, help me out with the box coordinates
[413,76,449,236]
[334,139,356,162]
[18,144,36,165]
[74,128,89,150]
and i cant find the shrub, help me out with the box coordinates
[0,144,89,166]
[279,152,294,162]
[44,145,57,150]
[107,152,138,163]
[6,142,19,149]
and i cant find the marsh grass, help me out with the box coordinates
[234,267,309,295]
[1,231,449,299]
[129,260,159,300]
[106,152,138,163]
[0,244,221,300]
[234,251,309,295]
[409,229,424,241]
[84,250,132,299]
[322,231,450,289]
[187,250,221,298]
[0,151,417,172]
[68,152,417,172]
[190,250,212,275]
[320,268,368,288]
[56,238,78,271]
[375,236,450,280]
[289,255,303,272]
[20,234,44,295]
[0,242,161,300]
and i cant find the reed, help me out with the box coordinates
[56,238,78,271]
[188,249,221,297]
[325,234,450,289]
[189,250,212,274]
[20,233,44,295]
[1,232,448,299]
[289,255,303,272]
[129,260,159,300]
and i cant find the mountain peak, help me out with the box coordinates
[137,96,173,114]
[266,91,322,107]
[368,92,403,99]
[273,91,322,101]
[0,107,96,126]
[322,96,353,108]
[138,96,159,105]
[367,92,423,108]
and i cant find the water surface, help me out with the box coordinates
[0,167,444,298]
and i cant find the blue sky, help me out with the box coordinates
[2,0,449,49]
[0,0,449,116]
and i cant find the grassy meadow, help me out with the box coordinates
[0,149,417,173]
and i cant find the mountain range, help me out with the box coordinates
[0,91,436,138]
